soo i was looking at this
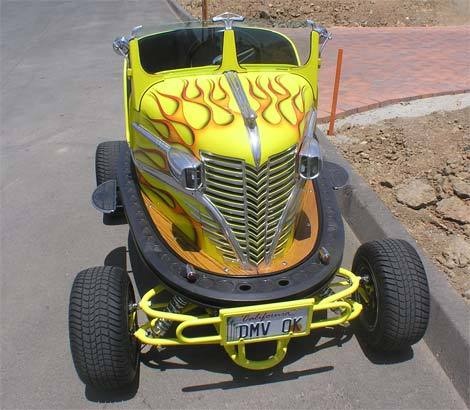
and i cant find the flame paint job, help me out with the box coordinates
[134,72,313,167]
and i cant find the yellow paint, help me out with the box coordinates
[218,29,245,73]
[123,58,131,142]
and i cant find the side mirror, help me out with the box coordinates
[306,20,332,54]
[112,25,143,57]
[113,36,129,57]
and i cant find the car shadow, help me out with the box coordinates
[355,335,414,364]
[104,246,127,269]
[181,365,334,392]
[323,160,350,190]
[102,213,127,226]
[85,368,140,403]
[139,327,346,392]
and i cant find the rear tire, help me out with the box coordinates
[352,239,430,352]
[69,266,139,390]
[95,141,127,217]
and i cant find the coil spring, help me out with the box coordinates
[152,295,188,337]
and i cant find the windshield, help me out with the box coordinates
[135,20,307,74]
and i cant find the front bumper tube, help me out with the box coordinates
[133,268,362,370]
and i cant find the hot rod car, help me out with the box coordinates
[69,14,430,390]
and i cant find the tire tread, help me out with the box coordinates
[95,141,127,216]
[69,266,138,389]
[353,239,430,351]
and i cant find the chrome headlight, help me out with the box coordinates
[298,137,322,179]
[168,148,203,190]
[298,110,321,179]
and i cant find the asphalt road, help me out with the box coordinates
[0,1,466,409]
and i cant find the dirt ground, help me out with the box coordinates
[332,107,470,301]
[181,0,468,27]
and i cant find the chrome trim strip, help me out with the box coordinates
[265,178,307,263]
[224,71,262,167]
[246,126,262,167]
[132,122,171,153]
[131,152,250,267]
[133,122,203,190]
[302,109,318,142]
[225,71,257,128]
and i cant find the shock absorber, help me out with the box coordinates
[151,294,188,337]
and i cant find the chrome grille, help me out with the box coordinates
[202,147,297,265]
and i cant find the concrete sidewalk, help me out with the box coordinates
[284,25,470,120]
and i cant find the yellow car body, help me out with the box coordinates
[113,19,362,369]
[124,25,323,275]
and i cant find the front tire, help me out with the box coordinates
[353,239,430,351]
[69,266,139,390]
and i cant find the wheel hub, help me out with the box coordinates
[356,267,379,330]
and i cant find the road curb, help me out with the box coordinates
[166,0,194,21]
[318,129,470,406]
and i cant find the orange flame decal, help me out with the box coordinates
[206,78,234,125]
[247,75,306,130]
[149,89,196,146]
[133,147,169,172]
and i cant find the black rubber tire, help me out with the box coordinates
[352,239,430,352]
[69,266,139,390]
[95,141,127,216]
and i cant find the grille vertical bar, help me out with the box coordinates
[202,147,297,265]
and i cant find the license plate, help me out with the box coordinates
[225,307,311,343]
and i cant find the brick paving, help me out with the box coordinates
[285,26,470,122]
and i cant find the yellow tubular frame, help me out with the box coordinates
[134,268,363,370]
